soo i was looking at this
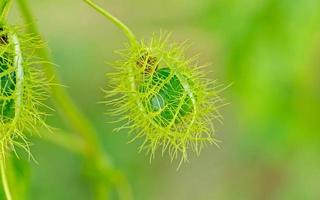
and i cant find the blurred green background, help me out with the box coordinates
[6,0,320,199]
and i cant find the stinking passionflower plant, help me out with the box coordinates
[84,0,224,164]
[0,25,49,158]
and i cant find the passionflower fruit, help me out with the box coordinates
[107,34,223,163]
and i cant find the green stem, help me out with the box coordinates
[16,0,109,168]
[0,0,13,24]
[42,129,134,200]
[42,129,85,155]
[82,0,137,45]
[0,157,12,200]
[16,0,133,199]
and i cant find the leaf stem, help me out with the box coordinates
[0,157,12,200]
[82,0,137,45]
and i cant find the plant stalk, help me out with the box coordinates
[82,0,137,45]
[16,0,100,158]
[0,157,12,200]
[16,0,133,199]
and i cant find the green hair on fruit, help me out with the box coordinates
[84,0,224,164]
[0,26,49,158]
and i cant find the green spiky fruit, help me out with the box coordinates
[0,26,49,156]
[107,34,223,163]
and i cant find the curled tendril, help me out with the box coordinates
[106,33,224,164]
[0,26,49,158]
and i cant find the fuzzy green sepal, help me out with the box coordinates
[0,26,49,157]
[106,33,224,165]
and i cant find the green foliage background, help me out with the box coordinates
[3,0,320,199]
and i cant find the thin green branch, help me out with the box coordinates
[16,0,133,199]
[41,129,134,200]
[82,0,137,45]
[16,0,107,165]
[1,157,12,200]
[42,129,85,155]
